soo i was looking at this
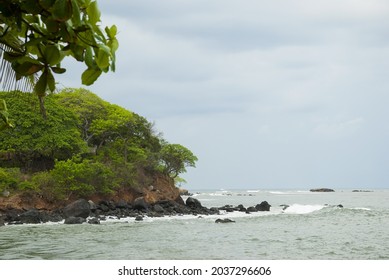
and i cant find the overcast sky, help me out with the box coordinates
[60,0,389,190]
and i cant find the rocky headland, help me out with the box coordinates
[0,176,272,226]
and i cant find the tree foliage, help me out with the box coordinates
[0,88,198,199]
[0,0,118,116]
[159,143,198,178]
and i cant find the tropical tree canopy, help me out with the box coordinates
[0,0,118,117]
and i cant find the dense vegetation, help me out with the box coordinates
[0,88,197,200]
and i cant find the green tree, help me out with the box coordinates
[0,91,87,171]
[0,0,118,117]
[159,143,198,178]
[54,88,109,145]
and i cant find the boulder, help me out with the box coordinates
[246,206,257,212]
[153,204,165,213]
[0,215,5,226]
[135,215,143,221]
[133,197,149,211]
[185,197,202,209]
[116,200,129,209]
[215,218,235,223]
[64,216,86,224]
[19,209,42,224]
[87,217,100,224]
[88,200,97,211]
[63,199,91,219]
[255,201,271,211]
[310,188,335,192]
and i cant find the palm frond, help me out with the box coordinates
[0,25,35,93]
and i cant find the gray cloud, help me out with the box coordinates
[58,0,389,189]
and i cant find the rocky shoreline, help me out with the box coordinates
[0,197,271,226]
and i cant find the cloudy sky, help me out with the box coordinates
[60,0,389,190]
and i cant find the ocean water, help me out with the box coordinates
[1,189,388,260]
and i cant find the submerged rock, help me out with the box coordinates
[215,218,235,223]
[310,188,335,192]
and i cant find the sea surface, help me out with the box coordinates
[1,189,389,260]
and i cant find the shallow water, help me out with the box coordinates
[1,189,388,259]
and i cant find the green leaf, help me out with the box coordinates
[84,46,94,68]
[86,1,101,25]
[45,17,60,33]
[96,48,110,69]
[13,61,44,76]
[35,71,48,97]
[81,68,102,85]
[51,0,73,22]
[44,45,62,66]
[70,0,81,26]
[105,25,117,39]
[46,69,56,92]
[70,44,85,61]
[51,67,66,74]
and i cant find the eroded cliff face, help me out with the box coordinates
[0,174,182,213]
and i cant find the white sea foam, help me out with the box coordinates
[282,204,326,214]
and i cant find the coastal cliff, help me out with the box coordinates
[0,174,182,213]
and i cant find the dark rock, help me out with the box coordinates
[215,218,235,223]
[98,203,110,212]
[246,206,257,212]
[237,204,246,212]
[310,188,335,192]
[63,199,91,219]
[256,201,271,211]
[185,197,202,209]
[18,209,42,224]
[133,197,149,211]
[135,215,143,221]
[0,215,5,226]
[337,204,344,208]
[87,217,100,224]
[280,204,290,211]
[64,216,86,224]
[153,204,164,213]
[116,200,129,209]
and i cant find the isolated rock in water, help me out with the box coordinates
[135,215,143,221]
[337,204,344,208]
[280,204,290,211]
[64,216,86,224]
[133,197,149,211]
[310,188,335,192]
[255,201,271,211]
[186,197,202,209]
[0,216,5,226]
[215,218,235,223]
[63,199,91,218]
